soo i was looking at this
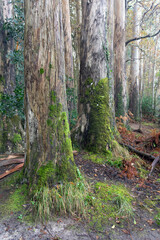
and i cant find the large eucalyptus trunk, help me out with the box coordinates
[129,2,140,119]
[75,0,112,153]
[24,0,76,187]
[114,0,127,117]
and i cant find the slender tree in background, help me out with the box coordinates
[62,0,75,122]
[62,0,74,85]
[129,2,140,119]
[24,0,76,187]
[75,0,113,153]
[114,0,127,117]
[151,37,158,113]
[107,0,115,127]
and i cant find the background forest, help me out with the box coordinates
[0,0,160,239]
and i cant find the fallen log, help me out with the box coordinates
[119,142,155,161]
[0,163,24,179]
[119,142,160,176]
[0,154,24,161]
[0,158,24,167]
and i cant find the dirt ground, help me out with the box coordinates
[0,121,160,240]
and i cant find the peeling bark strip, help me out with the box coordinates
[76,0,112,153]
[24,0,76,187]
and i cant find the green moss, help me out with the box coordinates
[84,153,106,164]
[37,161,55,188]
[115,85,125,117]
[0,184,28,216]
[138,167,149,179]
[39,68,44,74]
[0,115,24,153]
[12,133,22,144]
[51,90,57,102]
[155,212,160,226]
[47,91,77,182]
[85,78,112,153]
[88,182,134,230]
[0,75,5,84]
[83,151,124,168]
[85,77,93,86]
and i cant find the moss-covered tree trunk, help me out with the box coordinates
[75,0,112,153]
[114,0,127,117]
[24,0,77,188]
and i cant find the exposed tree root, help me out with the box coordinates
[119,142,155,161]
[119,142,160,176]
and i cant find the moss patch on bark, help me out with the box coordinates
[47,91,77,182]
[84,78,113,153]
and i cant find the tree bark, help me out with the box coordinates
[151,37,158,113]
[62,0,74,85]
[62,0,75,124]
[0,0,15,95]
[107,0,115,127]
[24,0,76,188]
[129,2,140,119]
[114,0,127,117]
[75,0,112,153]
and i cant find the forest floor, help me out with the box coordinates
[0,120,160,240]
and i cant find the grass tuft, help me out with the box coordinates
[32,169,90,221]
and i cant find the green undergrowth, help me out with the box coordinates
[88,182,134,230]
[142,121,156,127]
[0,183,28,217]
[83,152,123,168]
[155,212,160,226]
[32,168,90,221]
[1,170,23,187]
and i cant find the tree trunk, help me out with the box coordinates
[24,0,76,188]
[129,2,140,119]
[114,0,127,117]
[139,51,144,130]
[107,0,116,127]
[62,0,74,84]
[151,37,158,114]
[0,0,15,95]
[62,0,75,124]
[0,0,23,153]
[75,0,112,153]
